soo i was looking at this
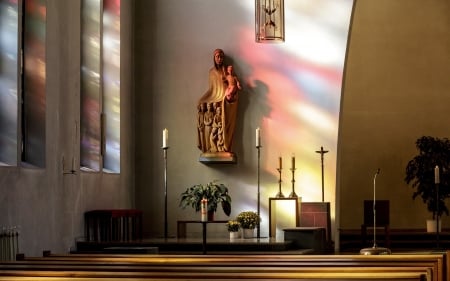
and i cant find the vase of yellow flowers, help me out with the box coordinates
[226,220,240,239]
[236,211,260,239]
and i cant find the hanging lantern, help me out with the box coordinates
[255,0,285,43]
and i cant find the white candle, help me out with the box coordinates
[256,127,261,147]
[435,165,440,184]
[162,128,168,148]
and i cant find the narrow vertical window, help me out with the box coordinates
[0,0,19,165]
[22,0,46,167]
[81,0,120,173]
[80,0,102,171]
[102,0,120,173]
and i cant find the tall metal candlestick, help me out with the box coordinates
[289,167,297,198]
[163,146,169,239]
[315,146,329,202]
[276,168,284,198]
[256,144,261,239]
[436,182,440,249]
[435,165,440,249]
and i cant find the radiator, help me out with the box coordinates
[0,227,19,261]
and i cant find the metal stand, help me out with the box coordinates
[256,145,261,239]
[360,169,391,255]
[315,146,328,202]
[436,182,440,249]
[163,146,169,239]
[289,167,297,198]
[276,168,284,198]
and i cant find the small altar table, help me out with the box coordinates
[177,220,228,238]
[177,220,228,254]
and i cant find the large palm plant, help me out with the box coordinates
[405,136,450,219]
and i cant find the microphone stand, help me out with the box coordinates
[360,169,391,255]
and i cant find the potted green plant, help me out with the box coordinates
[179,180,231,220]
[226,220,240,239]
[236,211,261,238]
[226,220,240,232]
[405,136,450,231]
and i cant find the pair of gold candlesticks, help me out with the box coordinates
[276,165,297,198]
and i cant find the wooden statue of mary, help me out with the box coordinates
[197,49,240,163]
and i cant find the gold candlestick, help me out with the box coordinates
[276,168,285,198]
[289,167,298,198]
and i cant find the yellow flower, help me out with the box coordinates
[226,220,240,232]
[236,211,261,229]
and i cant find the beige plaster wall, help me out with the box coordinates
[338,0,450,231]
[133,0,352,240]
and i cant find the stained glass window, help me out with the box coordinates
[81,0,120,173]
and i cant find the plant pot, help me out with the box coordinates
[426,219,442,233]
[243,228,254,239]
[229,231,240,239]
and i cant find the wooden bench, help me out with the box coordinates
[0,270,429,281]
[0,256,434,281]
[85,209,143,242]
[6,251,447,281]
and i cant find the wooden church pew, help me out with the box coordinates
[0,266,431,281]
[17,252,447,273]
[0,274,430,280]
[1,252,446,281]
[13,252,446,279]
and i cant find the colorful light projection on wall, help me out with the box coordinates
[237,1,353,203]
